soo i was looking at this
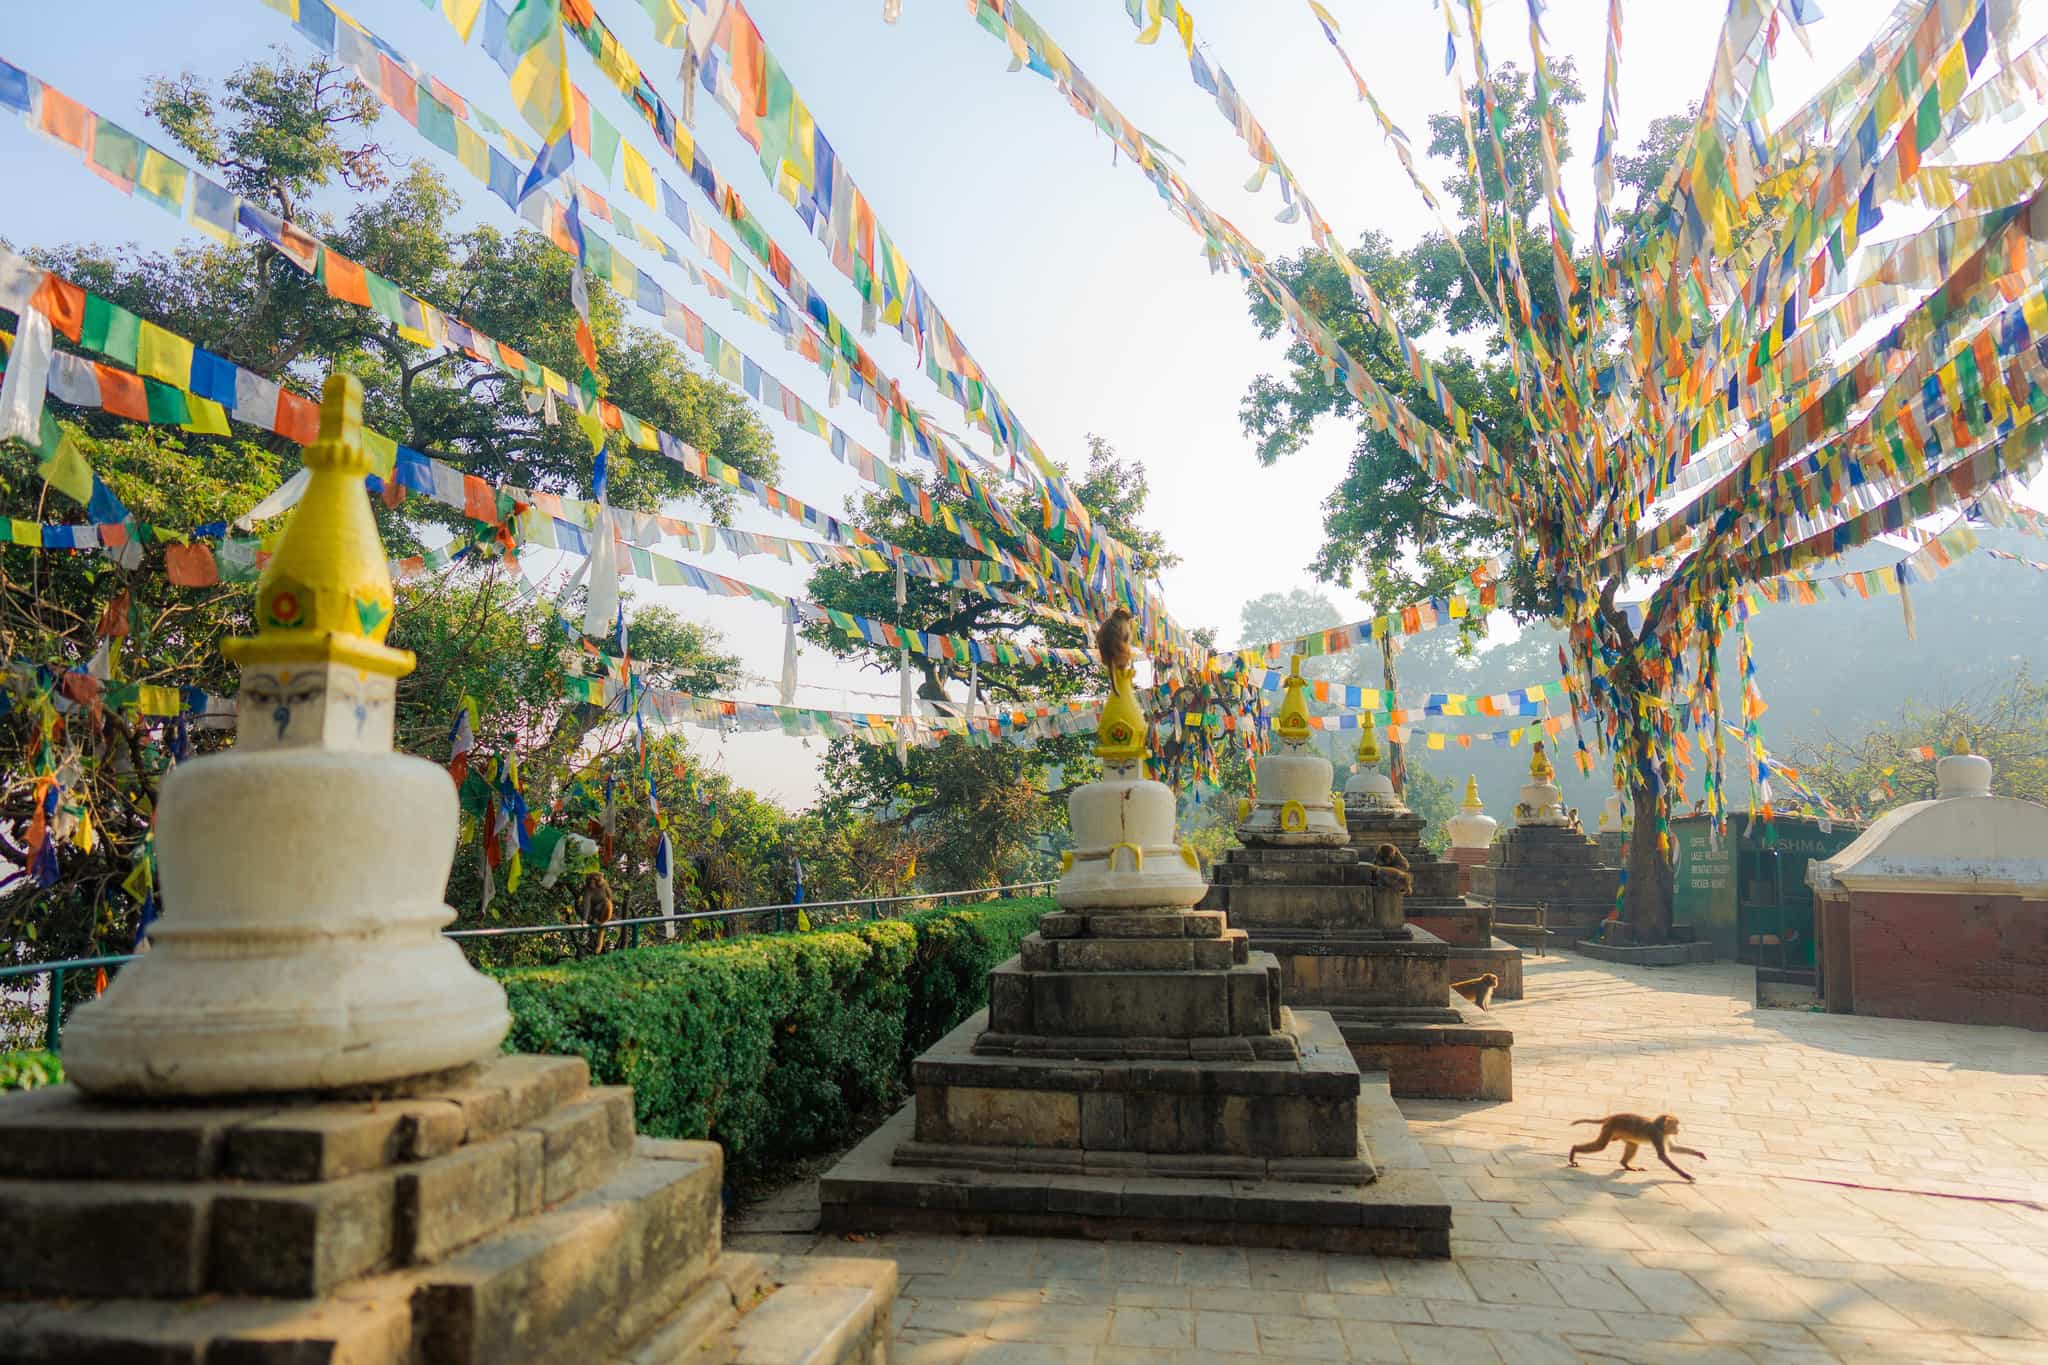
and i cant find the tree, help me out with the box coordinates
[1239,67,1575,806]
[1785,671,2048,817]
[2,51,779,968]
[802,438,1175,888]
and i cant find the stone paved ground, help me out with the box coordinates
[731,954,2048,1362]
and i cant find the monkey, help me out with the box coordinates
[1095,606,1135,677]
[578,870,616,955]
[1372,841,1414,893]
[1567,1113,1707,1181]
[1450,973,1498,1009]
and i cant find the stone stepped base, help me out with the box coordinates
[821,1061,1450,1257]
[1334,993,1515,1102]
[0,1058,889,1365]
[1440,937,1525,1002]
[915,1007,1356,1159]
[1574,937,1716,966]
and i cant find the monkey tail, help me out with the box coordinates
[1569,1118,1603,1126]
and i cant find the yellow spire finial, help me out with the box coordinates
[1529,739,1554,782]
[222,373,413,679]
[1461,774,1484,811]
[1355,714,1380,765]
[1274,655,1312,744]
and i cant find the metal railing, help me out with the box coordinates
[0,881,1054,1054]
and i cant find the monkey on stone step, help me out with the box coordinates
[1450,973,1499,1009]
[1566,1113,1707,1181]
[1372,841,1413,893]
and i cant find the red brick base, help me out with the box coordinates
[1823,889,2048,1030]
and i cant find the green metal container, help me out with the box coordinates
[1669,813,1865,966]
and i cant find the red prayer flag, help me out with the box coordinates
[164,542,219,587]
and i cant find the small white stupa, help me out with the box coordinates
[63,375,511,1096]
[1343,715,1404,811]
[1237,657,1349,846]
[1808,742,2048,897]
[1598,793,1630,832]
[1055,648,1208,909]
[1445,775,1499,851]
[1513,741,1569,826]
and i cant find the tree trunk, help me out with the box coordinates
[1624,774,1675,943]
[1381,632,1403,795]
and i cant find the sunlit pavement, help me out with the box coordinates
[733,955,2048,1362]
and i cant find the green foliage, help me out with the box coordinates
[4,51,783,956]
[1785,671,2048,817]
[496,896,1051,1181]
[803,438,1175,886]
[0,1050,63,1092]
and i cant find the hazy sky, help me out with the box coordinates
[0,0,1953,805]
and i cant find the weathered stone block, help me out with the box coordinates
[1056,937,1195,971]
[209,1170,398,1296]
[397,1131,522,1263]
[225,1097,463,1183]
[988,967,1033,1033]
[1031,970,1235,1037]
[916,1084,1081,1148]
[0,1181,212,1297]
[1080,1091,1125,1147]
[0,1088,282,1182]
[528,1089,631,1207]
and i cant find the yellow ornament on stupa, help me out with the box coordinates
[1273,655,1312,745]
[1529,739,1555,783]
[1094,657,1147,770]
[1355,714,1380,765]
[1461,774,1484,811]
[222,373,413,753]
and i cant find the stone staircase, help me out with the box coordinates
[0,1055,892,1363]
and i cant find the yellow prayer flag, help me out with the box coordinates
[1426,732,1446,751]
[510,34,573,144]
[9,519,41,547]
[136,321,193,388]
[37,435,96,507]
[136,148,187,210]
[442,0,485,42]
[455,124,491,184]
[181,395,232,436]
[361,428,398,480]
[621,140,658,209]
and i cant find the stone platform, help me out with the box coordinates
[1200,847,1513,1101]
[1468,822,1621,941]
[1403,901,1525,1000]
[820,901,1453,1255]
[0,1054,892,1364]
[821,1010,1450,1256]
[1343,804,1460,906]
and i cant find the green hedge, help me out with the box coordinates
[0,1050,63,1092]
[496,896,1049,1181]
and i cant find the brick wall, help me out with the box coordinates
[1839,889,2048,1030]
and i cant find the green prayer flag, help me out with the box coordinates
[90,118,142,184]
[81,296,141,367]
[588,108,621,179]
[142,378,189,427]
[364,271,407,325]
[417,92,460,154]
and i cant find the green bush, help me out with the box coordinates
[0,1050,64,1092]
[496,896,1049,1181]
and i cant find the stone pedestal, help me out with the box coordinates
[1201,847,1513,1100]
[2,378,891,1363]
[0,1057,893,1363]
[1469,823,1623,945]
[1344,778,1524,1001]
[821,665,1450,1253]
